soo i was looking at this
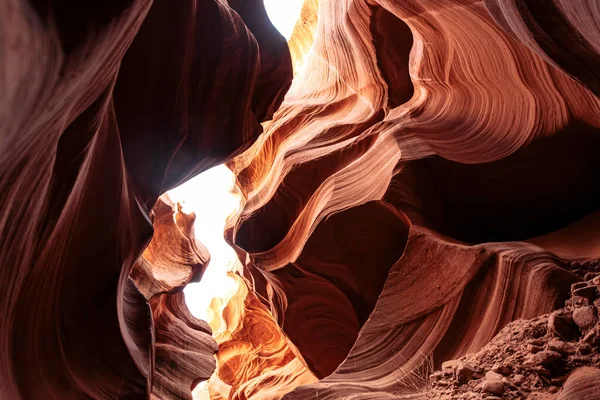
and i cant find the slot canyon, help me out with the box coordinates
[2,0,600,399]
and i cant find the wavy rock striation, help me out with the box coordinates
[228,0,600,398]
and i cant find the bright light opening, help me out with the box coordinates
[166,165,241,322]
[264,0,305,40]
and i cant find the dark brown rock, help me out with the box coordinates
[572,281,589,293]
[573,285,598,302]
[584,272,599,282]
[548,310,578,341]
[457,363,476,383]
[532,350,562,365]
[578,343,593,355]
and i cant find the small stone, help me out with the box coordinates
[585,272,599,282]
[549,386,559,393]
[573,285,597,301]
[529,339,545,346]
[513,374,526,385]
[578,343,592,355]
[547,338,571,353]
[551,376,567,384]
[486,371,504,380]
[492,364,512,376]
[571,296,588,308]
[531,366,551,376]
[527,344,543,353]
[456,363,476,383]
[482,379,505,395]
[532,350,562,365]
[442,359,460,376]
[582,327,599,345]
[572,306,598,330]
[565,298,574,308]
[548,310,578,341]
[572,281,588,293]
[430,371,443,384]
[436,379,450,387]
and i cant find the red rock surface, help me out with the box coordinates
[1,0,599,399]
[426,271,600,399]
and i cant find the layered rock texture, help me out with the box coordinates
[1,0,599,399]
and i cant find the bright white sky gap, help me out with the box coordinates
[167,165,240,321]
[172,5,304,397]
[171,1,304,323]
[264,0,305,40]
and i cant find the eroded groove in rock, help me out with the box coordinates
[384,128,600,244]
[484,0,600,96]
[282,227,578,399]
[205,274,318,400]
[151,292,218,399]
[264,201,411,378]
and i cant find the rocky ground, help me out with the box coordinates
[426,268,600,399]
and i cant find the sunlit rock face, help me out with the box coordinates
[1,1,599,400]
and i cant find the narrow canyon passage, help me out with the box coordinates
[167,165,241,324]
[1,0,600,400]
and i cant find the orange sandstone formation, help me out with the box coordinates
[1,0,599,399]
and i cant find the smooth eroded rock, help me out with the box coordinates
[558,367,600,400]
[482,379,505,395]
[572,306,598,330]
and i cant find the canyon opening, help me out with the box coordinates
[2,0,600,400]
